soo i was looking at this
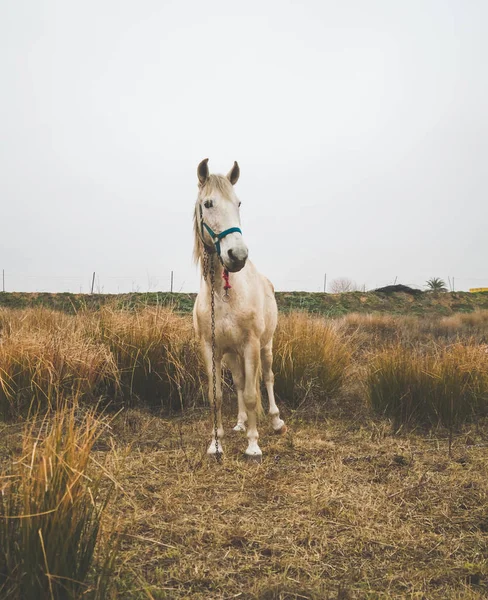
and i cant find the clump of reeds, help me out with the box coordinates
[0,306,204,417]
[90,306,202,410]
[0,328,118,419]
[273,312,351,407]
[0,306,75,334]
[0,402,117,599]
[366,343,488,427]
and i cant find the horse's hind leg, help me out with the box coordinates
[261,342,286,434]
[202,343,224,456]
[224,353,247,432]
[243,339,262,457]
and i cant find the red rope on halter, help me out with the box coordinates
[222,268,232,291]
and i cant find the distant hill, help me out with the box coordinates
[1,290,488,317]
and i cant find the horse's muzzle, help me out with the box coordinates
[226,258,247,273]
[225,247,248,272]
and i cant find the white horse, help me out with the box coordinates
[193,158,286,458]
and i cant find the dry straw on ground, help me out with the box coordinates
[100,409,488,599]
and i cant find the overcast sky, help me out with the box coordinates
[1,0,487,293]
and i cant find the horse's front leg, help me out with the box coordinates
[243,339,262,458]
[202,343,224,456]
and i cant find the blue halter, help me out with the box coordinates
[199,205,242,258]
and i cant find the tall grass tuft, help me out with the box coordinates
[0,328,118,419]
[0,306,203,416]
[367,343,488,427]
[273,312,351,407]
[91,306,202,410]
[0,402,117,599]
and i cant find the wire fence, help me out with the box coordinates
[0,271,197,295]
[2,270,487,294]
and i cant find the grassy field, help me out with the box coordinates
[1,306,488,598]
[1,290,488,317]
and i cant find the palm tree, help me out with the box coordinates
[426,277,448,293]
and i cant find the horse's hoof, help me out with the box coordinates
[207,442,224,460]
[244,453,262,463]
[274,424,288,435]
[233,423,246,432]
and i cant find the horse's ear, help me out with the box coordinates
[197,158,209,186]
[227,161,240,185]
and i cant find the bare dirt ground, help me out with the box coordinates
[101,406,488,599]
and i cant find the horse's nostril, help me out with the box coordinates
[228,247,247,264]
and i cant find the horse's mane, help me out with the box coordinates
[193,174,234,265]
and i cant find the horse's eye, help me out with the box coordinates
[204,200,213,209]
[238,201,242,207]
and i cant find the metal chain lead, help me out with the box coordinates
[202,249,209,281]
[208,250,222,463]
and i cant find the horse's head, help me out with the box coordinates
[196,158,249,273]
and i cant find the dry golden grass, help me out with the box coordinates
[366,343,488,428]
[274,313,351,407]
[435,311,488,339]
[86,306,202,410]
[0,401,117,599]
[0,307,355,418]
[339,310,488,349]
[339,313,412,338]
[1,307,488,598]
[2,307,487,418]
[0,326,118,418]
[0,307,202,417]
